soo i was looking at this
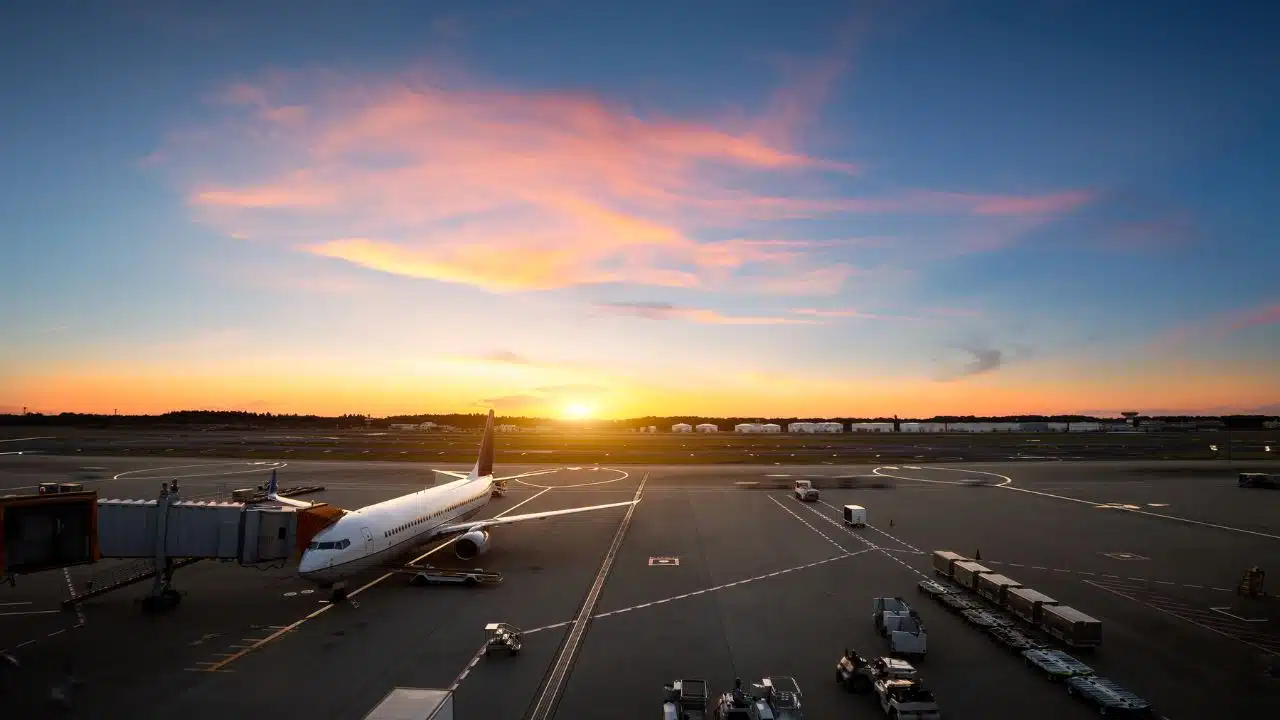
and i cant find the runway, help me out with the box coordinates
[1,454,1278,717]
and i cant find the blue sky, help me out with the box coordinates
[2,0,1277,417]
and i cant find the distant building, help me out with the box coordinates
[760,423,781,433]
[389,423,419,431]
[735,423,767,433]
[671,423,693,432]
[816,421,844,433]
[850,422,894,432]
[901,422,947,432]
[1019,422,1051,432]
[788,422,817,433]
[497,424,521,433]
[695,423,719,433]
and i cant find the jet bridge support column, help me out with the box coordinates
[142,480,183,614]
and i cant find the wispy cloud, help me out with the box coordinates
[594,301,818,325]
[485,350,534,365]
[1155,300,1280,348]
[153,61,1093,295]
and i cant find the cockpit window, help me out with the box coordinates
[306,539,351,551]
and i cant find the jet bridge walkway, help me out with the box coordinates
[10,480,338,613]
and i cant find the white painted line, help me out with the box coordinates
[1087,580,1278,656]
[112,462,288,481]
[62,568,87,625]
[0,436,56,442]
[1209,607,1268,623]
[768,496,848,553]
[0,610,62,617]
[0,601,33,607]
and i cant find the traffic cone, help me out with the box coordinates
[974,548,981,561]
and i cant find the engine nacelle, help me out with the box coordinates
[455,530,491,560]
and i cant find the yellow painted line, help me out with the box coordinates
[203,487,554,672]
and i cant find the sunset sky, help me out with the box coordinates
[2,1,1277,419]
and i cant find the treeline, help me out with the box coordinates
[3,410,1276,430]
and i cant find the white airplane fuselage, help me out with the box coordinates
[296,473,495,586]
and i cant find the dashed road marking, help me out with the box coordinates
[767,496,849,552]
[524,550,871,636]
[983,559,1235,592]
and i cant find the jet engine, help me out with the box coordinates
[455,530,491,560]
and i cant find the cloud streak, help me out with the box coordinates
[594,301,817,325]
[154,63,1094,296]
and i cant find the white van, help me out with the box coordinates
[843,504,867,527]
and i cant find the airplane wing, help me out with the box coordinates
[437,500,637,534]
[270,494,318,509]
[434,468,563,482]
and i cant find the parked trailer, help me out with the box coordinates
[362,687,454,720]
[975,573,1022,605]
[843,504,867,527]
[951,561,992,591]
[1004,587,1059,625]
[1039,605,1102,649]
[932,551,967,578]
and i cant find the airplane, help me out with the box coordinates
[271,409,636,600]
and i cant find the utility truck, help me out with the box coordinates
[793,480,819,502]
[874,679,941,719]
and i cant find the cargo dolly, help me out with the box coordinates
[391,564,503,587]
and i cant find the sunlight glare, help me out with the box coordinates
[564,402,592,419]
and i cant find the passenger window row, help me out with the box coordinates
[382,494,484,539]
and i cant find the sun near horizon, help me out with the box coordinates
[563,403,593,420]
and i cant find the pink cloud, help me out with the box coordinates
[155,63,1094,295]
[594,302,818,325]
[1153,300,1280,349]
[792,308,881,319]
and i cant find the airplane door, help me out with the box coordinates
[360,527,374,554]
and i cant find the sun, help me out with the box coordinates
[563,403,592,419]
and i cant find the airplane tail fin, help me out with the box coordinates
[469,409,495,480]
[266,469,279,496]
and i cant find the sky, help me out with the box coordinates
[1,0,1278,419]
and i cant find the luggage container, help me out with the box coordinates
[1039,605,1102,649]
[932,551,967,578]
[975,573,1022,605]
[951,561,992,591]
[843,504,867,527]
[1004,587,1058,624]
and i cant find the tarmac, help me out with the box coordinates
[2,452,1279,718]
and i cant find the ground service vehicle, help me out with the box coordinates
[874,679,941,719]
[483,622,522,655]
[1022,649,1094,682]
[1004,587,1059,625]
[1065,675,1152,715]
[950,561,992,591]
[974,573,1021,605]
[793,480,819,502]
[1239,472,1280,489]
[939,592,980,612]
[836,650,917,693]
[713,677,804,719]
[361,687,454,720]
[1039,605,1102,649]
[663,678,709,720]
[873,597,928,659]
[843,504,866,527]
[961,609,1012,629]
[932,551,967,578]
[407,565,503,587]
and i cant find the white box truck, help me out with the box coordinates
[843,504,867,527]
[362,687,454,720]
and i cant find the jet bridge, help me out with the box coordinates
[59,480,338,612]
